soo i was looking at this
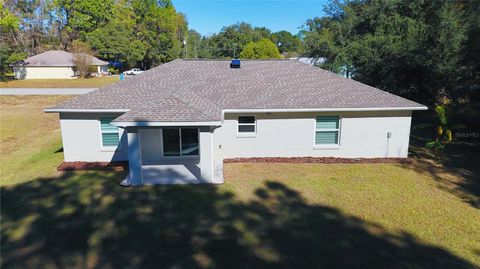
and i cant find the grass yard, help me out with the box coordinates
[0,76,118,88]
[0,96,70,186]
[1,96,479,268]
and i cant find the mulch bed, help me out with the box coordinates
[224,157,412,164]
[57,157,411,171]
[57,161,128,171]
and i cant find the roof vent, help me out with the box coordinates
[230,59,241,68]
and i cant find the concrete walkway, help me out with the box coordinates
[0,88,97,95]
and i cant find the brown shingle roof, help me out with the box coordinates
[47,59,426,122]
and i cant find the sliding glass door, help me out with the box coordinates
[181,129,199,156]
[162,129,181,156]
[162,128,199,157]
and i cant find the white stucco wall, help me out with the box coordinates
[212,111,412,159]
[59,110,412,164]
[199,126,215,182]
[15,66,76,79]
[59,113,128,162]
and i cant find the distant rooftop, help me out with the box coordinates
[290,57,325,66]
[18,50,108,67]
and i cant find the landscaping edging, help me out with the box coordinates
[223,157,412,164]
[57,161,128,171]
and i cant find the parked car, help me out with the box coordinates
[123,68,144,75]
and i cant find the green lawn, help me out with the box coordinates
[0,76,118,88]
[0,96,71,186]
[1,96,479,268]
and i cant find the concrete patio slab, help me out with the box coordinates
[141,161,203,185]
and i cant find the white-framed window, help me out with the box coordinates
[100,117,120,147]
[237,116,256,134]
[315,116,340,145]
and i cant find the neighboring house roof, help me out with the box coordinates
[290,57,325,66]
[18,50,108,67]
[46,59,426,122]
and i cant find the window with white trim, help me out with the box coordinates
[237,116,256,133]
[315,116,340,145]
[100,117,120,147]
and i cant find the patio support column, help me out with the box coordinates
[199,127,213,183]
[127,127,143,185]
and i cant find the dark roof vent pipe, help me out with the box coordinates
[230,59,241,68]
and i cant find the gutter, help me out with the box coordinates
[222,107,428,113]
[45,106,427,125]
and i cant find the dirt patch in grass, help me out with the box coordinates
[0,76,118,88]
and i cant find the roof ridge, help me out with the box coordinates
[181,58,293,61]
[168,86,223,119]
[161,61,223,118]
[168,94,218,120]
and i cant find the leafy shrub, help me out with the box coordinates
[425,105,453,158]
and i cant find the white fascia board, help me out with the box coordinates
[112,121,222,127]
[222,106,428,113]
[44,109,130,113]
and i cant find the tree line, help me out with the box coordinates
[1,2,300,73]
[184,22,300,59]
[1,0,478,108]
[1,0,188,71]
[303,0,479,108]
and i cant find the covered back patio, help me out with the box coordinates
[121,125,222,185]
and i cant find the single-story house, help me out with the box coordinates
[13,50,109,79]
[290,57,325,66]
[45,59,427,185]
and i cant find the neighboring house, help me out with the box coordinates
[291,57,353,78]
[13,50,109,79]
[290,57,325,66]
[45,59,427,185]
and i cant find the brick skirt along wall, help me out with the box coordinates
[223,157,412,164]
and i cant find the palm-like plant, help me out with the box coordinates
[425,105,453,159]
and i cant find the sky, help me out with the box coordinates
[171,0,329,36]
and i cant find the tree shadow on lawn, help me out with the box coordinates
[407,135,480,208]
[1,170,476,269]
